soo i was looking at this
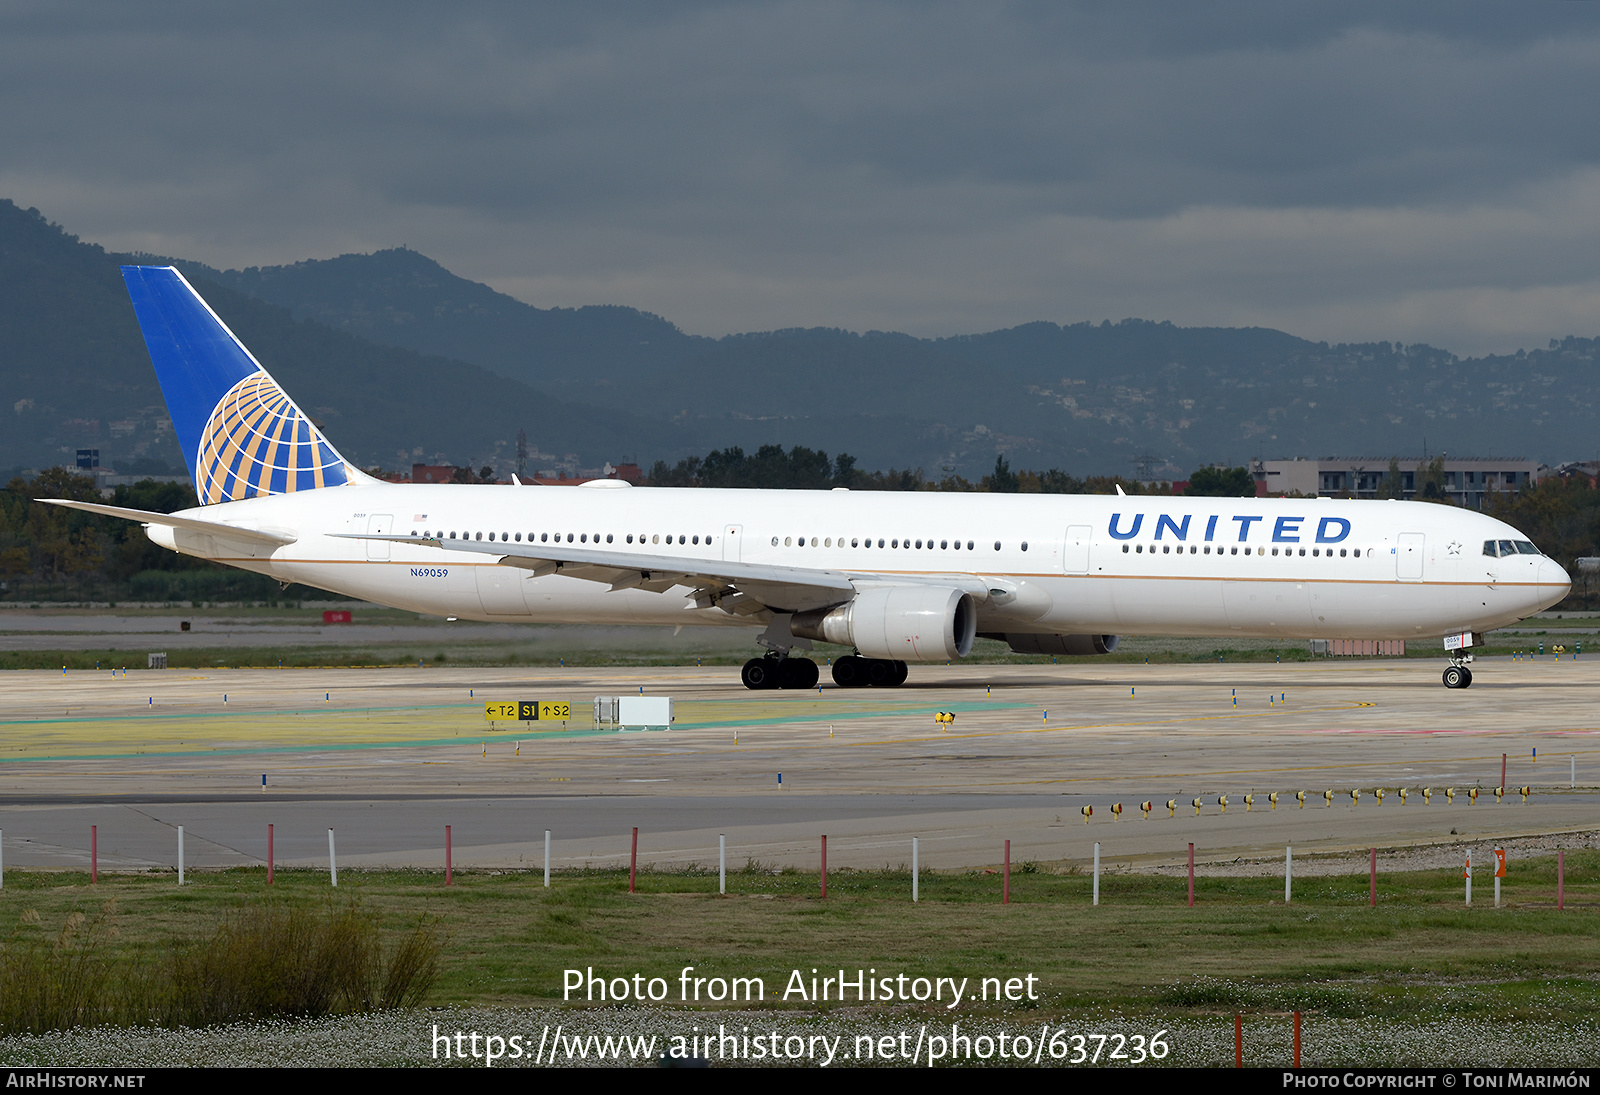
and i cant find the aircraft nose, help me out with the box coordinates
[1538,559,1572,609]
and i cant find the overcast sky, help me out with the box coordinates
[5,1,1600,354]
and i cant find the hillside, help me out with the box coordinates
[209,248,1600,477]
[0,202,674,475]
[4,198,1598,480]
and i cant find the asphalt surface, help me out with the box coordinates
[0,656,1595,871]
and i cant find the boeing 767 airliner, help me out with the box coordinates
[45,267,1570,690]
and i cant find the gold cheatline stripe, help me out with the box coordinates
[198,556,1557,591]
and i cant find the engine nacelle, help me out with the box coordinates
[792,586,977,662]
[992,632,1120,657]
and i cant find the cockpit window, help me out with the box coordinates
[1486,539,1544,558]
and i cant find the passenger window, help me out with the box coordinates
[1021,542,1029,551]
[1122,544,1129,553]
[607,534,614,543]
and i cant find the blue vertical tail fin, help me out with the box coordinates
[121,265,369,505]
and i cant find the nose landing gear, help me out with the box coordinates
[1441,630,1479,689]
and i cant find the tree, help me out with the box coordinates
[1416,455,1450,504]
[1376,458,1405,500]
[984,455,1019,493]
[1185,466,1255,497]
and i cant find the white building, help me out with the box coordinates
[1250,457,1537,509]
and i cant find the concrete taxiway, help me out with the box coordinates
[0,657,1595,872]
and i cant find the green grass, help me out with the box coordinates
[4,854,1598,1026]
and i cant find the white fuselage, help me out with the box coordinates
[144,486,1568,646]
[145,485,1568,643]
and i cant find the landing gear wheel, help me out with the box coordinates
[780,657,819,689]
[889,660,908,686]
[742,657,780,690]
[831,655,869,688]
[1442,665,1470,689]
[865,659,895,687]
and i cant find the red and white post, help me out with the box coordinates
[629,827,638,894]
[1003,840,1011,905]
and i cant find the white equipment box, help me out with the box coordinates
[595,695,673,729]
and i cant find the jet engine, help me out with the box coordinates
[792,586,977,662]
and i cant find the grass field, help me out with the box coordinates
[4,855,1597,1024]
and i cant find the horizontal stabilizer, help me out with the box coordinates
[40,499,298,546]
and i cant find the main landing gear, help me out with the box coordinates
[741,655,820,690]
[830,654,908,688]
[738,654,909,689]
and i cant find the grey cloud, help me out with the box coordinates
[4,1,1600,353]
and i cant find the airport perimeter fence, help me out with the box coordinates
[0,768,1589,913]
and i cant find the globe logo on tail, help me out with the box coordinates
[195,372,351,505]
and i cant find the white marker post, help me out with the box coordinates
[177,825,184,886]
[1285,846,1292,904]
[912,838,919,903]
[719,834,726,896]
[544,830,551,888]
[328,828,338,888]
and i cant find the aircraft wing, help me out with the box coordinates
[341,533,991,615]
[39,499,299,547]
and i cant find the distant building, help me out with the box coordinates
[1251,457,1538,509]
[528,462,643,487]
[410,461,642,486]
[411,463,462,484]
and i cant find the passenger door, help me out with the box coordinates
[1063,525,1091,574]
[366,514,393,561]
[1396,533,1425,580]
